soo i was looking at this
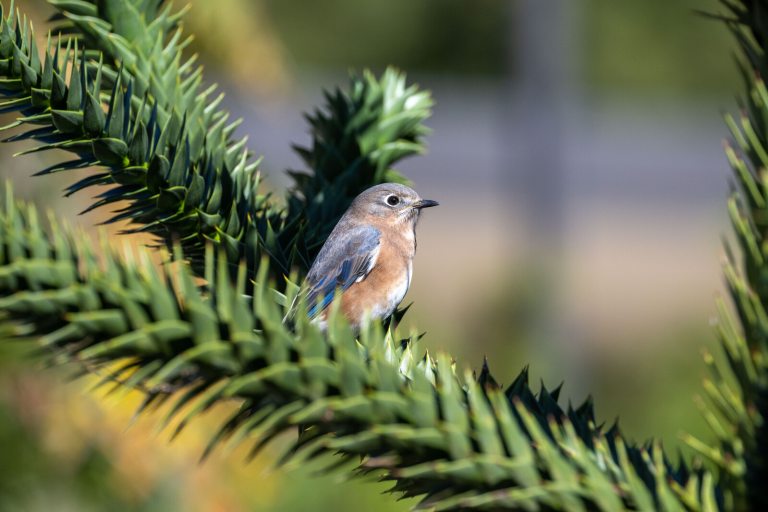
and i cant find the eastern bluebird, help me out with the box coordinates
[305,183,438,330]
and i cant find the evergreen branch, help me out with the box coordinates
[0,1,268,275]
[0,187,718,511]
[45,0,244,172]
[0,1,433,283]
[688,2,768,509]
[0,0,755,509]
[285,69,433,257]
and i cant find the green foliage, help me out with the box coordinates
[0,191,716,510]
[0,378,180,511]
[584,0,738,97]
[0,0,764,510]
[0,0,267,274]
[685,1,768,509]
[286,69,432,255]
[260,0,508,76]
[0,0,430,282]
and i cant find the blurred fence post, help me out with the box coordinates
[509,0,581,240]
[505,0,589,393]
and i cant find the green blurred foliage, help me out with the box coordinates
[263,0,735,96]
[0,347,412,512]
[22,0,736,96]
[454,271,718,467]
[0,355,180,512]
[584,0,738,96]
[260,0,508,76]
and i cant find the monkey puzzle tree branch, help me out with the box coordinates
[1,0,766,509]
[285,70,433,259]
[0,1,267,274]
[0,190,716,511]
[686,2,768,509]
[0,1,431,282]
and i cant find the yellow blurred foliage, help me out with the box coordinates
[2,367,282,511]
[184,0,292,96]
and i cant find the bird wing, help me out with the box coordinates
[305,225,381,318]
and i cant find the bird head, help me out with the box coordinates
[350,183,438,225]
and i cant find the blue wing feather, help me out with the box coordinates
[305,225,381,318]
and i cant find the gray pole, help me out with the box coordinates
[509,0,579,242]
[505,0,588,393]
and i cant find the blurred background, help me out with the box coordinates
[0,0,736,510]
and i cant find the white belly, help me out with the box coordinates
[370,274,410,320]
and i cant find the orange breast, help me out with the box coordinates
[339,232,413,329]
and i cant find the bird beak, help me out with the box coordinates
[413,199,439,209]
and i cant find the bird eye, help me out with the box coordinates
[386,195,400,206]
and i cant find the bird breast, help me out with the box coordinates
[339,229,415,326]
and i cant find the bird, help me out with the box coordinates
[304,183,438,331]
